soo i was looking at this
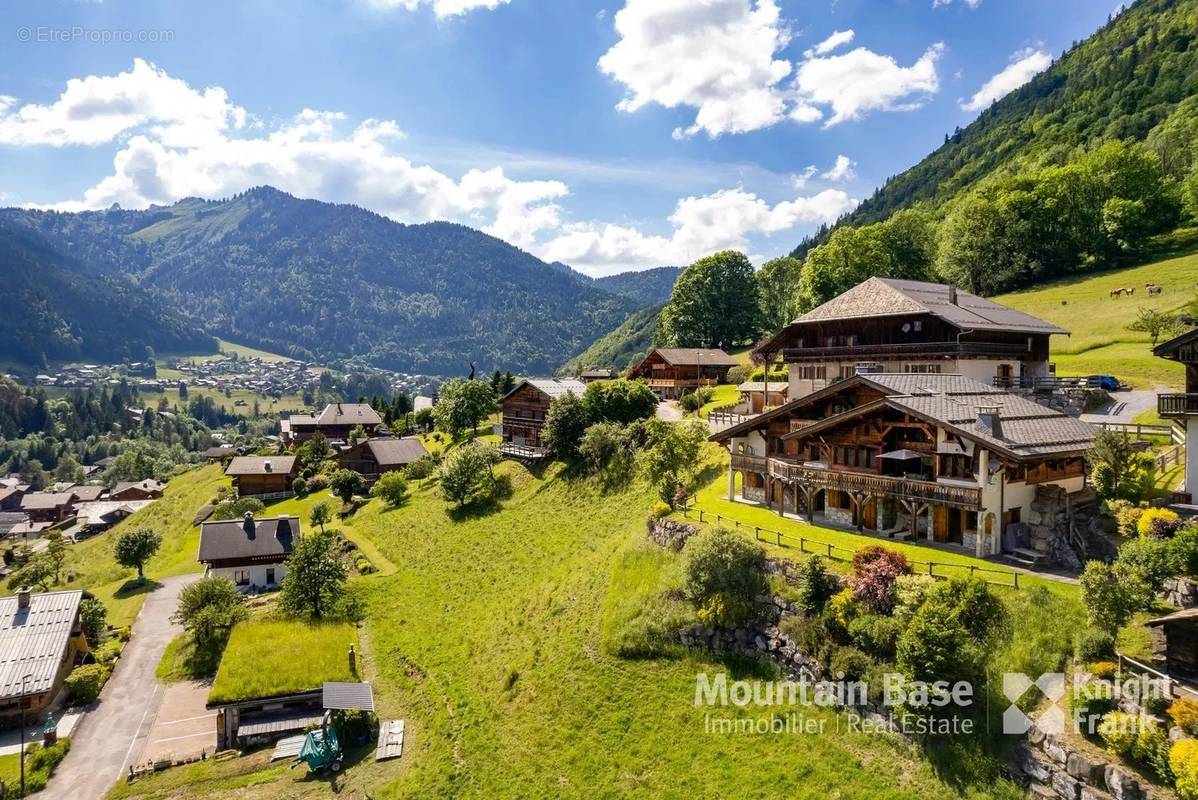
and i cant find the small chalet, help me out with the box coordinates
[737,381,788,414]
[338,437,427,478]
[225,456,299,498]
[198,514,298,590]
[204,445,240,462]
[110,479,166,501]
[579,369,613,383]
[66,485,105,503]
[500,379,587,457]
[75,500,149,533]
[626,348,739,400]
[281,403,382,444]
[755,278,1068,401]
[19,492,76,524]
[1154,328,1198,503]
[0,588,88,726]
[0,486,23,512]
[1146,608,1198,684]
[713,373,1094,557]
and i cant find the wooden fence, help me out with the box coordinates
[1115,651,1198,701]
[1091,420,1184,446]
[682,506,1023,589]
[1156,444,1185,473]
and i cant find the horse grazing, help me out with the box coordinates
[1125,287,1136,296]
[1147,284,1163,295]
[1110,288,1125,298]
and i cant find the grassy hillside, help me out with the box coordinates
[996,248,1198,388]
[109,460,1036,799]
[558,304,661,375]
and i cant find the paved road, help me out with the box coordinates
[655,401,683,421]
[47,573,200,800]
[1079,389,1161,426]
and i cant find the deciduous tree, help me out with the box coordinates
[113,527,162,583]
[657,251,760,349]
[281,530,347,620]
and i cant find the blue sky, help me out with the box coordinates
[0,0,1116,275]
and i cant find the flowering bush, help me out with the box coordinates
[1172,739,1198,800]
[1139,508,1181,538]
[1087,660,1118,680]
[893,574,937,624]
[848,546,911,614]
[1170,698,1198,736]
[1098,711,1140,757]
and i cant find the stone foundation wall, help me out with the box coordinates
[1162,576,1198,609]
[1014,723,1159,800]
[744,486,765,503]
[824,506,853,527]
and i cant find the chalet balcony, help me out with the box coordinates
[648,378,719,389]
[1159,393,1198,418]
[729,453,768,473]
[779,340,1030,362]
[766,458,982,509]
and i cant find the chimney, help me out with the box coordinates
[243,512,256,538]
[948,284,958,305]
[264,459,272,473]
[976,406,1002,439]
[16,587,31,610]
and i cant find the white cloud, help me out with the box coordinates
[538,187,855,273]
[820,154,855,182]
[791,165,818,189]
[932,0,980,7]
[960,48,1051,112]
[792,43,944,127]
[367,0,511,18]
[0,58,245,147]
[598,0,793,139]
[803,29,854,59]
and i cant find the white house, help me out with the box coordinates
[198,514,298,591]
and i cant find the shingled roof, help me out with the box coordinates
[19,492,75,511]
[315,403,381,427]
[714,373,1094,460]
[364,437,428,467]
[649,348,740,366]
[504,378,587,401]
[199,515,299,564]
[225,456,298,477]
[792,277,1067,335]
[0,590,83,700]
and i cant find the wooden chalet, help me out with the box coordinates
[737,381,788,414]
[281,403,382,444]
[500,379,587,458]
[110,479,166,501]
[0,589,88,726]
[755,278,1067,401]
[19,492,76,524]
[198,514,298,590]
[712,373,1094,557]
[225,456,298,498]
[627,348,739,400]
[0,486,24,512]
[579,369,613,383]
[338,437,428,478]
[1154,328,1198,503]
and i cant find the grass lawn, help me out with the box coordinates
[993,250,1198,389]
[51,465,227,627]
[697,383,740,418]
[208,621,358,705]
[111,457,1025,800]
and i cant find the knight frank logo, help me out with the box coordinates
[1002,672,1066,735]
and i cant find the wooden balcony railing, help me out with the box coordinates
[1159,393,1198,418]
[780,340,1028,362]
[729,453,767,473]
[766,458,981,508]
[649,378,719,388]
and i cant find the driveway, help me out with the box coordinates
[1079,388,1161,425]
[655,401,683,421]
[46,573,200,800]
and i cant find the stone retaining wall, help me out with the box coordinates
[1162,577,1198,609]
[1013,723,1162,800]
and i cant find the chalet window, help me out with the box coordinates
[834,446,845,464]
[908,364,941,374]
[234,569,250,586]
[940,454,972,479]
[863,449,875,469]
[845,448,857,467]
[913,321,922,332]
[797,365,826,380]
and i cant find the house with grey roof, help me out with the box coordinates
[0,588,88,725]
[711,372,1094,560]
[281,403,382,444]
[198,514,299,591]
[338,437,427,477]
[626,348,740,400]
[499,379,588,458]
[225,456,299,498]
[755,277,1069,401]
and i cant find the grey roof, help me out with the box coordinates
[315,403,382,427]
[225,456,298,477]
[651,348,740,366]
[794,277,1067,335]
[505,378,587,401]
[198,516,299,563]
[239,709,325,737]
[322,681,375,711]
[75,500,150,527]
[580,369,612,378]
[67,485,104,502]
[0,590,83,700]
[365,437,427,467]
[111,479,165,496]
[0,487,23,504]
[715,373,1094,460]
[204,446,239,458]
[738,381,788,393]
[19,493,75,511]
[0,512,26,535]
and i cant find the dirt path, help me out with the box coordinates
[46,573,200,799]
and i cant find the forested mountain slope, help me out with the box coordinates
[593,267,681,307]
[795,0,1198,252]
[0,222,216,366]
[3,188,638,375]
[558,304,662,376]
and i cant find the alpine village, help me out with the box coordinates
[8,1,1198,799]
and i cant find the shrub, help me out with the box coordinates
[292,477,307,497]
[1171,524,1198,576]
[1116,535,1176,594]
[405,455,438,480]
[305,474,328,493]
[1173,739,1198,800]
[1135,720,1175,783]
[1098,710,1139,757]
[926,577,1006,641]
[1170,698,1198,736]
[1080,560,1149,634]
[779,615,831,662]
[682,528,767,626]
[1073,680,1117,734]
[1113,502,1145,537]
[1087,660,1118,680]
[846,613,902,659]
[92,640,123,665]
[370,472,409,508]
[848,546,910,614]
[211,496,265,521]
[893,574,937,624]
[438,443,500,509]
[26,737,69,774]
[542,393,591,459]
[1139,508,1181,537]
[65,663,110,704]
[328,469,368,503]
[829,645,874,681]
[649,501,672,522]
[826,588,862,634]
[1074,627,1116,662]
[795,556,838,615]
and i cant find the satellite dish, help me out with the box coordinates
[902,323,911,333]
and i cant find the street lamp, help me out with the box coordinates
[19,672,32,799]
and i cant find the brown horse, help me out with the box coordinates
[1110,288,1125,298]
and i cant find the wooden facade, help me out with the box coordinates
[627,349,739,400]
[233,472,294,496]
[501,383,553,449]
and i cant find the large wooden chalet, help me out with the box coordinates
[338,437,428,478]
[712,373,1094,557]
[627,348,739,400]
[225,456,299,498]
[756,278,1067,401]
[1154,328,1198,502]
[500,379,587,457]
[281,403,382,444]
